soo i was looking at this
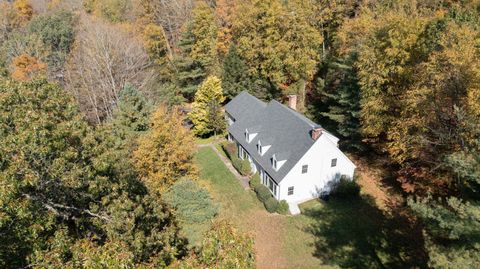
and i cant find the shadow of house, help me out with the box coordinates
[303,195,428,269]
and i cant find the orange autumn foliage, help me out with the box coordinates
[13,0,33,25]
[11,54,47,81]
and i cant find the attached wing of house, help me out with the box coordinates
[225,91,356,209]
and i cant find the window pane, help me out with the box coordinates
[331,158,337,167]
[302,165,308,174]
[288,186,294,195]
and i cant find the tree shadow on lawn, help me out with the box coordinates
[303,195,428,269]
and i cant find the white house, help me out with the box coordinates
[225,91,356,214]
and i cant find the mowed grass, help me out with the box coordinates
[195,147,321,268]
[195,147,262,217]
[193,146,423,268]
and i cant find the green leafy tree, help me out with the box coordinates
[189,76,225,136]
[27,11,75,54]
[409,109,480,269]
[190,2,219,75]
[221,44,251,100]
[170,219,255,269]
[207,99,226,136]
[0,78,187,267]
[234,0,322,98]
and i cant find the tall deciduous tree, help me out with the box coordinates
[133,106,198,192]
[215,0,237,56]
[66,17,155,124]
[190,1,218,75]
[189,75,225,136]
[234,0,322,98]
[0,78,187,268]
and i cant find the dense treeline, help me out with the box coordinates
[0,0,479,268]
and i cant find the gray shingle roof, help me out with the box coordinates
[226,91,331,183]
[224,91,266,122]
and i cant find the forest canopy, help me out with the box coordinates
[0,0,479,268]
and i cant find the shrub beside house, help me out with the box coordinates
[250,173,289,214]
[221,142,252,176]
[222,142,289,214]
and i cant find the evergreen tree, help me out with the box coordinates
[173,22,207,101]
[221,44,251,100]
[318,58,363,151]
[109,84,152,142]
[409,109,480,269]
[189,76,225,136]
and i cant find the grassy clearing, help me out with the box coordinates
[192,146,423,269]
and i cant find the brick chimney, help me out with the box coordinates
[311,127,322,141]
[287,95,297,110]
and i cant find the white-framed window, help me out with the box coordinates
[302,165,308,174]
[257,141,262,155]
[239,145,246,159]
[268,178,277,196]
[331,158,337,167]
[245,131,250,142]
[273,159,277,170]
[288,186,294,195]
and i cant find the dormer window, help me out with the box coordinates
[272,155,278,170]
[257,141,262,155]
[245,130,250,142]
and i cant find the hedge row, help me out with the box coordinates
[221,142,252,176]
[250,174,289,214]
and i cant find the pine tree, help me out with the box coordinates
[221,44,251,100]
[319,59,363,151]
[108,84,152,143]
[173,22,207,101]
[189,76,225,136]
[408,109,480,269]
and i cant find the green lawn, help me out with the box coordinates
[195,147,262,217]
[192,146,423,268]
